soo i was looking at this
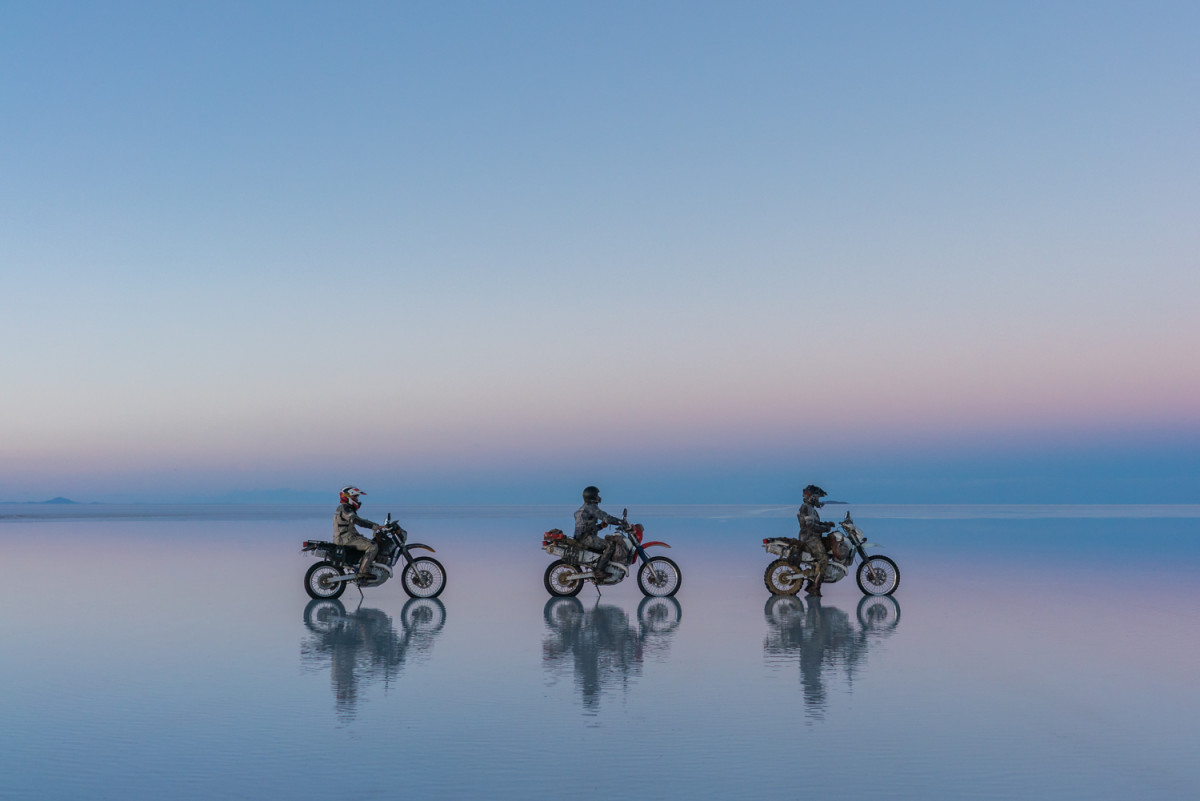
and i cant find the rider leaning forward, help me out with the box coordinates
[574,485,624,577]
[334,486,381,579]
[796,484,834,597]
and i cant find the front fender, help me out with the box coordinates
[640,541,671,549]
[406,543,436,553]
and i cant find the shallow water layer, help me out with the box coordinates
[1,506,1197,800]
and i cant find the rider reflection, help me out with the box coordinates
[763,595,900,718]
[301,597,446,721]
[542,596,681,712]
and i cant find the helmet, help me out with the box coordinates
[803,484,827,508]
[340,486,366,509]
[582,486,601,504]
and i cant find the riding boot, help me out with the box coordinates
[358,556,375,581]
[594,540,615,580]
[806,577,823,597]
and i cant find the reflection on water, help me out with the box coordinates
[301,597,446,720]
[763,595,900,718]
[542,596,681,713]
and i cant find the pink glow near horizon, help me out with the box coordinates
[3,4,1198,500]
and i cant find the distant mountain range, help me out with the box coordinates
[0,497,82,505]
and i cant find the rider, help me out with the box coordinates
[574,485,624,578]
[334,486,381,580]
[797,484,834,597]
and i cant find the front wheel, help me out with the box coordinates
[637,556,681,597]
[856,555,900,596]
[401,597,447,633]
[764,559,802,596]
[305,561,347,600]
[402,557,446,598]
[544,560,584,597]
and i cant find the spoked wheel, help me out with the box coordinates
[857,594,901,630]
[305,561,347,600]
[402,557,446,598]
[544,560,584,597]
[544,596,584,629]
[764,559,803,596]
[764,594,805,627]
[637,556,681,597]
[401,597,447,633]
[856,555,900,596]
[637,596,681,633]
[303,598,347,632]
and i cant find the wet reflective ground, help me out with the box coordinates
[1,506,1198,800]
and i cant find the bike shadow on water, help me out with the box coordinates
[542,596,682,715]
[763,595,901,720]
[301,597,447,722]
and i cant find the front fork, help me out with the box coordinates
[855,546,877,581]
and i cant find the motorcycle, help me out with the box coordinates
[543,596,682,710]
[762,511,899,596]
[542,509,681,597]
[302,597,447,720]
[301,513,446,600]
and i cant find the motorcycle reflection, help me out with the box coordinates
[542,596,681,712]
[301,597,446,720]
[763,594,900,718]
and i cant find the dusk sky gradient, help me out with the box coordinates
[3,1,1197,504]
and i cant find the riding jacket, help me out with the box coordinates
[333,503,378,545]
[797,501,827,542]
[574,501,623,542]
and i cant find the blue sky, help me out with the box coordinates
[2,2,1197,503]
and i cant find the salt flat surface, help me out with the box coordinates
[1,506,1197,800]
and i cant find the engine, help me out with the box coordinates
[359,563,392,587]
[823,562,847,582]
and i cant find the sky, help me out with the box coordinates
[2,1,1198,504]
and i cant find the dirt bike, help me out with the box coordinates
[542,595,682,709]
[302,597,446,719]
[301,513,446,600]
[542,509,681,597]
[762,510,899,596]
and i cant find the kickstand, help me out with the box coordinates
[356,582,365,602]
[593,580,602,598]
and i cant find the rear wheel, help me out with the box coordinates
[402,557,446,598]
[545,560,584,597]
[637,556,681,597]
[303,598,347,632]
[305,561,346,600]
[856,555,900,596]
[764,559,802,596]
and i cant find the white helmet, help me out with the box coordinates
[340,486,366,509]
